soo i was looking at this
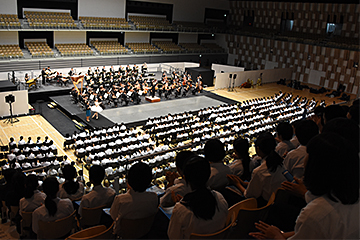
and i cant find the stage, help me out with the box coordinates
[49,90,237,130]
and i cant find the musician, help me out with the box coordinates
[133,64,138,73]
[24,73,29,82]
[69,68,75,76]
[126,65,131,72]
[41,68,46,85]
[141,62,147,74]
[88,67,93,76]
[150,80,157,98]
[109,65,115,74]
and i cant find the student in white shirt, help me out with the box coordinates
[58,165,84,200]
[32,177,74,235]
[168,156,228,239]
[19,174,46,215]
[275,122,295,158]
[249,133,359,240]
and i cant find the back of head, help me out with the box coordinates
[62,165,79,194]
[43,177,60,216]
[89,165,105,185]
[127,162,152,192]
[62,165,77,181]
[175,151,197,175]
[295,120,319,146]
[24,174,39,199]
[347,105,359,125]
[305,133,359,204]
[233,138,251,180]
[204,139,225,163]
[323,105,346,124]
[276,122,293,141]
[322,117,359,153]
[255,132,283,172]
[182,156,216,220]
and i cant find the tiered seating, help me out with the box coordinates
[126,42,159,54]
[24,11,76,28]
[152,41,183,53]
[90,41,128,55]
[79,16,131,29]
[129,15,173,31]
[327,36,360,50]
[0,14,21,28]
[179,43,207,52]
[55,43,93,56]
[25,42,54,57]
[0,45,23,58]
[173,21,211,32]
[201,43,225,53]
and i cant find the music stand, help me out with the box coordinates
[228,74,233,92]
[232,74,238,92]
[3,94,19,125]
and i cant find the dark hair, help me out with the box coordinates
[314,106,325,126]
[24,174,39,199]
[182,156,217,220]
[62,165,80,195]
[89,165,105,185]
[322,118,360,153]
[276,122,293,141]
[127,162,152,192]
[255,132,283,172]
[295,120,319,146]
[348,105,359,125]
[175,151,196,174]
[304,133,359,204]
[43,177,60,216]
[204,139,225,163]
[323,105,346,124]
[233,138,251,181]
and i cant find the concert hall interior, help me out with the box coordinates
[0,0,359,239]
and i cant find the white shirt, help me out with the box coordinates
[207,162,231,191]
[275,140,295,158]
[289,192,359,239]
[167,190,228,239]
[19,190,46,215]
[283,145,307,179]
[160,178,192,208]
[110,189,158,235]
[228,159,244,177]
[78,185,115,216]
[32,197,74,234]
[244,160,286,201]
[58,181,84,200]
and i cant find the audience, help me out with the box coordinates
[168,156,228,239]
[227,137,251,181]
[275,122,295,158]
[32,177,74,235]
[58,165,84,200]
[110,162,158,236]
[19,174,45,214]
[78,165,115,216]
[205,139,231,191]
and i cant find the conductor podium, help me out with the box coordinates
[145,96,161,103]
[185,67,214,87]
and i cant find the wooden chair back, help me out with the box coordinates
[66,222,115,240]
[118,214,156,239]
[190,212,236,239]
[80,205,106,229]
[37,210,76,239]
[226,198,257,225]
[227,193,276,239]
[20,211,33,236]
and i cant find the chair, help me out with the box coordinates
[66,222,114,240]
[117,213,156,239]
[190,212,236,239]
[37,210,77,239]
[80,205,106,229]
[226,198,257,225]
[20,211,33,237]
[227,193,276,239]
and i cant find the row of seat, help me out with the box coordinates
[25,42,54,57]
[129,15,173,31]
[0,14,21,28]
[126,42,159,53]
[0,44,23,58]
[90,41,128,55]
[152,41,184,53]
[25,11,76,29]
[79,16,131,29]
[55,43,93,56]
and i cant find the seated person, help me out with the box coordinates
[78,165,115,216]
[205,139,231,191]
[227,137,251,181]
[275,122,295,158]
[32,177,74,235]
[228,132,286,205]
[249,133,359,239]
[160,151,195,207]
[110,162,158,236]
[168,156,228,239]
[19,174,46,214]
[58,165,84,200]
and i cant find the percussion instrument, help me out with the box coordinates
[26,78,37,89]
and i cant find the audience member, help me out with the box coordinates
[275,122,295,157]
[58,165,84,200]
[228,137,251,181]
[19,174,46,214]
[168,156,228,239]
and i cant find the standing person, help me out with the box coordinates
[85,104,91,122]
[91,99,103,120]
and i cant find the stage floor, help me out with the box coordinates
[101,95,225,124]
